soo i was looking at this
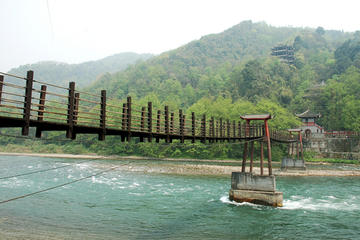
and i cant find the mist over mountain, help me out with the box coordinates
[8,52,153,88]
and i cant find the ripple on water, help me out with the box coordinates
[219,195,265,209]
[282,195,360,211]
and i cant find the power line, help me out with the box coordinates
[46,0,54,40]
[0,165,123,205]
[0,159,94,180]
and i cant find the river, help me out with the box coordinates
[0,155,359,239]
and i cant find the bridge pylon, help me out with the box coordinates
[281,129,306,170]
[229,114,283,207]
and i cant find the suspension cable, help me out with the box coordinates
[0,165,123,205]
[0,159,94,180]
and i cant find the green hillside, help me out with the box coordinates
[88,21,356,131]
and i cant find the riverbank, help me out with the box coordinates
[1,152,360,177]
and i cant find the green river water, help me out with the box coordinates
[0,155,359,239]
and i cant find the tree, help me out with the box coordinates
[316,26,325,35]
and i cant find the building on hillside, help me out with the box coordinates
[296,110,324,137]
[271,45,295,65]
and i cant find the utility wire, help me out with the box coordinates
[0,159,94,180]
[46,0,54,40]
[0,165,122,205]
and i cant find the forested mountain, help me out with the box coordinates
[8,52,153,88]
[89,21,357,131]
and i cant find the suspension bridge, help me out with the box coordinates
[0,70,300,176]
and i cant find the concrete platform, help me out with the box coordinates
[230,172,283,207]
[281,157,306,170]
[229,189,283,207]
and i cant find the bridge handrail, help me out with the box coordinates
[0,70,269,142]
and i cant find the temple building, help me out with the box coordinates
[271,45,295,65]
[296,110,324,137]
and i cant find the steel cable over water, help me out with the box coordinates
[0,159,95,180]
[0,164,127,205]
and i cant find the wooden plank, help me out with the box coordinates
[147,102,152,142]
[165,106,169,143]
[191,112,195,143]
[121,103,127,142]
[0,75,3,105]
[35,85,47,138]
[98,90,106,141]
[140,106,145,142]
[66,82,75,138]
[22,70,34,136]
[127,96,131,141]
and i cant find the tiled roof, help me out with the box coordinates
[240,114,272,120]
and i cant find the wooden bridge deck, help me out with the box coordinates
[0,115,264,142]
[0,70,279,143]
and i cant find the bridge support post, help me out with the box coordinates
[73,92,80,139]
[121,103,127,142]
[191,112,195,143]
[264,119,272,176]
[22,70,34,136]
[126,96,132,142]
[0,75,3,105]
[140,107,146,142]
[66,82,75,139]
[165,106,169,143]
[179,109,184,143]
[35,85,47,138]
[147,102,152,142]
[98,90,106,141]
[233,114,282,207]
[212,117,215,143]
[281,129,306,170]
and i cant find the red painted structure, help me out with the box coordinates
[287,129,304,160]
[240,114,272,176]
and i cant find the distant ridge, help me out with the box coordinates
[8,52,153,88]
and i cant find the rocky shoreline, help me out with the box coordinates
[1,152,360,177]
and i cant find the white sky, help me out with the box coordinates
[1,0,359,71]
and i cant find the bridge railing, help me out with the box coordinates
[0,70,265,142]
[269,128,299,143]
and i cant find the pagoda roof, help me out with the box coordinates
[295,110,321,118]
[240,114,272,120]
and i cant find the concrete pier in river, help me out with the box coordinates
[229,172,283,207]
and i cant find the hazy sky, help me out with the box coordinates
[1,0,359,71]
